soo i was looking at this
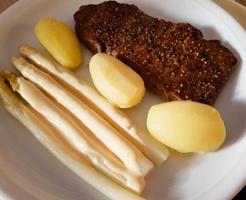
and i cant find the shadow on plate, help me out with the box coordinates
[215,55,246,149]
[198,26,222,40]
[144,149,196,200]
[0,170,34,200]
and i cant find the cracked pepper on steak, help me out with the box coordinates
[74,1,237,105]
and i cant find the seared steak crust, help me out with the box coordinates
[74,1,237,104]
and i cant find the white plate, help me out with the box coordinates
[0,0,246,199]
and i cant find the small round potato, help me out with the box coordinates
[89,53,145,108]
[35,18,83,69]
[147,101,226,153]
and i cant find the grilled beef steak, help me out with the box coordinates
[74,1,237,105]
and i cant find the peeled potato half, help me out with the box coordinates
[147,101,226,153]
[89,53,145,108]
[35,18,83,69]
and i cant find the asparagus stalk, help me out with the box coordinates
[2,71,144,193]
[0,75,145,200]
[19,44,169,165]
[12,57,153,177]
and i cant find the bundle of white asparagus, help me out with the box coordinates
[0,45,169,200]
[0,75,144,200]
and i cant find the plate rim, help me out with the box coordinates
[0,0,246,199]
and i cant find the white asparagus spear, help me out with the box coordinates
[19,44,169,165]
[3,71,144,193]
[0,76,145,200]
[13,57,153,177]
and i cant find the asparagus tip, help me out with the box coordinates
[0,70,19,92]
[12,56,27,72]
[19,44,33,57]
[11,56,18,63]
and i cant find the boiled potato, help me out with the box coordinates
[147,101,226,153]
[35,18,82,69]
[89,53,145,108]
